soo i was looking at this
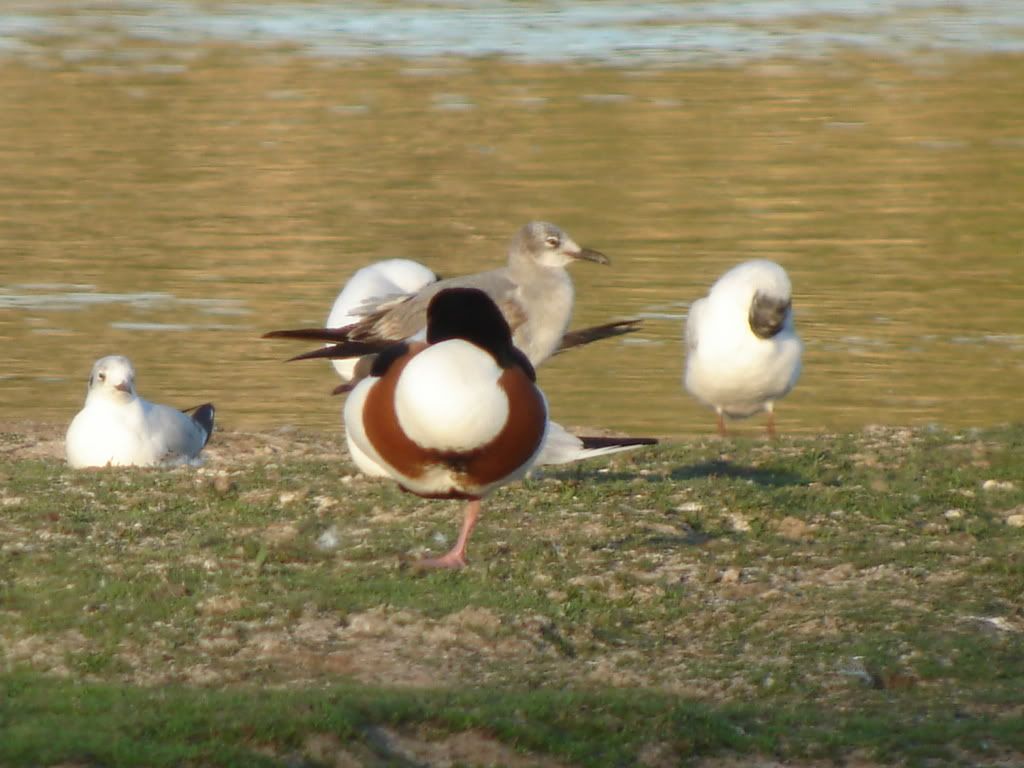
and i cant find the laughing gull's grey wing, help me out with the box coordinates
[65,355,215,468]
[265,221,624,370]
[270,316,647,393]
[683,259,802,437]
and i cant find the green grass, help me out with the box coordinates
[1,673,1020,767]
[1,424,1023,766]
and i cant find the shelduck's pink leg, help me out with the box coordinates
[416,499,481,570]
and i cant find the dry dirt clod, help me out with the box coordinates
[776,516,811,541]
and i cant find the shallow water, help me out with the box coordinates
[1,2,1023,438]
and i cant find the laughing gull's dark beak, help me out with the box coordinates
[572,247,610,265]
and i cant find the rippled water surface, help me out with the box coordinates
[1,1,1023,438]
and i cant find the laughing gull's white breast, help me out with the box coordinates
[683,259,802,437]
[65,355,215,468]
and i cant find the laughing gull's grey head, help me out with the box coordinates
[506,220,610,271]
[65,355,214,468]
[683,259,802,437]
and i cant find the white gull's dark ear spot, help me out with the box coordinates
[749,292,790,340]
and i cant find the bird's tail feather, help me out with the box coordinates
[536,422,656,466]
[181,403,216,445]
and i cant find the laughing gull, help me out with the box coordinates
[325,258,440,382]
[65,355,215,468]
[684,260,802,437]
[264,221,640,377]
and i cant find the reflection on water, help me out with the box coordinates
[3,1,1024,66]
[0,4,1023,438]
[1,285,248,315]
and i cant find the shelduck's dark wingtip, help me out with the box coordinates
[578,435,658,450]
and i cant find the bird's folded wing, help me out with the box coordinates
[346,291,417,320]
[685,297,706,353]
[263,270,522,359]
[145,403,208,458]
[351,268,519,342]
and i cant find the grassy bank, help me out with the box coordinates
[1,424,1022,766]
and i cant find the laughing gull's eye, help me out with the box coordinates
[98,372,106,381]
[545,235,560,248]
